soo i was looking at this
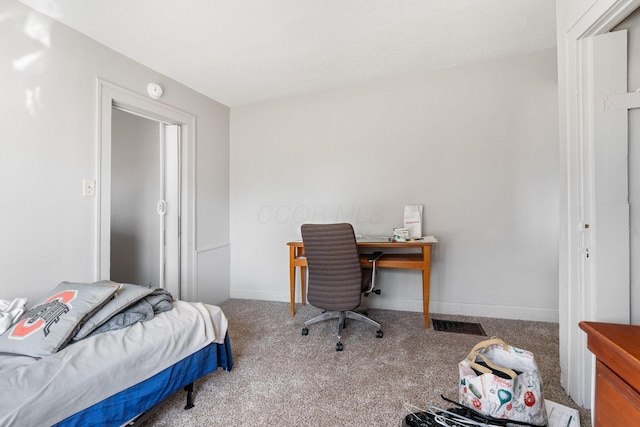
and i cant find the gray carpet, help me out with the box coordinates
[145,299,591,426]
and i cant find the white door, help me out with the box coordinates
[614,8,640,324]
[568,28,632,407]
[588,29,630,323]
[160,123,181,296]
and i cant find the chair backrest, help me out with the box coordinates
[301,223,362,311]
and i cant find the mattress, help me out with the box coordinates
[0,300,230,426]
[55,335,232,426]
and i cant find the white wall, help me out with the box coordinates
[0,1,230,305]
[230,49,559,321]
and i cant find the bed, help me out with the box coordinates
[0,293,232,427]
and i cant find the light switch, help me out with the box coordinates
[83,179,95,197]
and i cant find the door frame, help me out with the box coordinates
[559,0,640,407]
[96,79,197,300]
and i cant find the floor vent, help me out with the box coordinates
[431,319,487,336]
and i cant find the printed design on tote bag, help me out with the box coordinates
[458,337,547,426]
[9,290,77,339]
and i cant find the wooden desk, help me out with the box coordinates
[579,321,640,426]
[287,240,435,328]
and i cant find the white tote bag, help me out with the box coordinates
[458,337,548,426]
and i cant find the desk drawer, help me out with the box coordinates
[595,360,640,426]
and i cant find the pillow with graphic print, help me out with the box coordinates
[73,281,154,341]
[0,281,120,357]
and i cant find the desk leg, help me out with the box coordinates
[289,246,296,317]
[422,245,432,328]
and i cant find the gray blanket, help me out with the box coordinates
[89,288,173,337]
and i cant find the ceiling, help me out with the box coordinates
[18,0,557,107]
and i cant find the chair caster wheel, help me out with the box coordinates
[376,330,383,338]
[336,342,343,351]
[301,327,309,336]
[374,289,381,295]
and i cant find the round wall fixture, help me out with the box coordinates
[147,82,163,99]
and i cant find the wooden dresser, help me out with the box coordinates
[579,321,640,426]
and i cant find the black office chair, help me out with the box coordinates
[300,223,383,351]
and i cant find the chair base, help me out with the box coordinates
[301,309,383,351]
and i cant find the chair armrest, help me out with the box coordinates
[367,251,383,262]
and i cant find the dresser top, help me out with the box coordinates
[580,321,640,390]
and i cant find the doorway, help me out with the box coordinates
[110,108,180,295]
[97,80,196,301]
[558,0,640,407]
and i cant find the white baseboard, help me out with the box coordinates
[230,289,292,302]
[431,301,558,322]
[229,289,559,323]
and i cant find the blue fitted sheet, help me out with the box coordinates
[54,333,232,427]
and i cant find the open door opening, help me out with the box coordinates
[110,108,181,298]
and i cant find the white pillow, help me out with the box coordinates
[0,282,120,357]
